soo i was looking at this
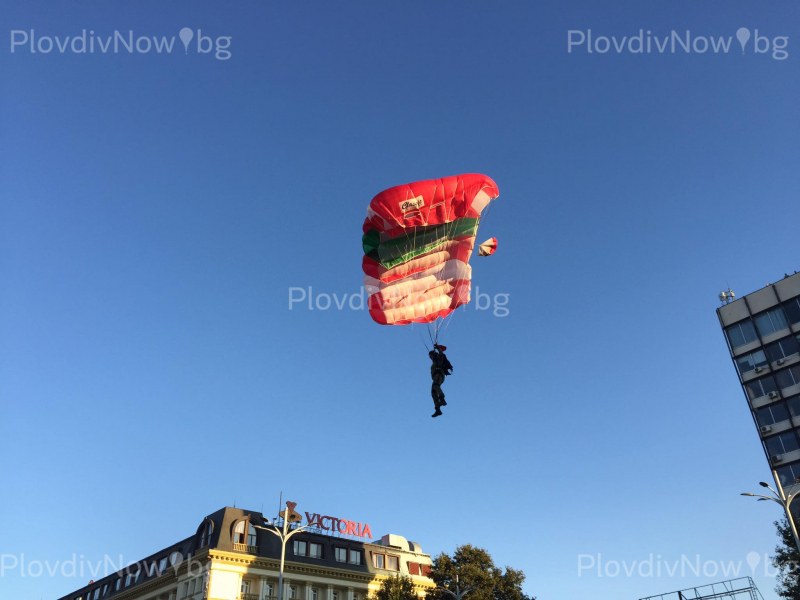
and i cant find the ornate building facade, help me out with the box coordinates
[57,506,435,600]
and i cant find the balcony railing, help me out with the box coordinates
[233,542,258,554]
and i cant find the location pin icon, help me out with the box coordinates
[179,27,194,54]
[746,551,760,573]
[736,27,751,54]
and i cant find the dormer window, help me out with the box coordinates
[199,519,214,548]
[232,520,257,552]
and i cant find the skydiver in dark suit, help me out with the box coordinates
[429,344,453,418]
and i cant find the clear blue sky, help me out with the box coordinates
[1,2,799,600]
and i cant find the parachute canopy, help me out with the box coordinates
[478,237,498,257]
[362,173,499,325]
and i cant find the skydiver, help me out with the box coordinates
[429,344,453,418]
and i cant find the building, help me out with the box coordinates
[56,505,435,600]
[717,271,800,499]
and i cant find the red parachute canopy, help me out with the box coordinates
[362,174,499,325]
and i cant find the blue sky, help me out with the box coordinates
[1,2,799,599]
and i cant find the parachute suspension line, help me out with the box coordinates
[439,305,456,340]
[412,322,431,352]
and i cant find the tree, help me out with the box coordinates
[374,575,418,600]
[773,518,800,599]
[426,545,534,600]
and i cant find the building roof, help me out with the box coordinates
[56,506,432,600]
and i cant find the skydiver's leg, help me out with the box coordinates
[431,381,442,405]
[436,373,447,406]
[431,373,445,417]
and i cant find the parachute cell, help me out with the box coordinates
[362,174,499,325]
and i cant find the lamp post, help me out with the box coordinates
[741,471,800,552]
[437,573,471,600]
[252,501,308,600]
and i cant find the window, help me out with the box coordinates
[776,365,800,390]
[766,336,800,363]
[289,585,297,600]
[114,579,121,591]
[101,584,109,597]
[199,520,213,548]
[309,542,323,558]
[335,547,361,564]
[311,589,319,600]
[143,560,158,577]
[233,521,246,544]
[784,297,800,325]
[755,307,789,337]
[726,319,758,348]
[777,461,800,487]
[266,583,275,600]
[241,580,251,595]
[371,553,399,570]
[293,540,307,556]
[233,521,257,548]
[756,402,790,427]
[332,591,339,600]
[746,375,778,399]
[159,557,168,574]
[766,431,800,457]
[736,349,768,374]
[93,589,100,600]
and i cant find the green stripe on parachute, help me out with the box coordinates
[362,218,479,269]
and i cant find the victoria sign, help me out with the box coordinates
[304,511,373,539]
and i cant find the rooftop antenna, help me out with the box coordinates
[719,287,736,305]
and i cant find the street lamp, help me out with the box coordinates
[741,471,800,552]
[252,501,308,600]
[437,573,471,600]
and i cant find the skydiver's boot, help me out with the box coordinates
[431,409,443,417]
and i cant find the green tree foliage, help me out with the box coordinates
[426,545,534,600]
[374,575,418,600]
[773,518,800,599]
